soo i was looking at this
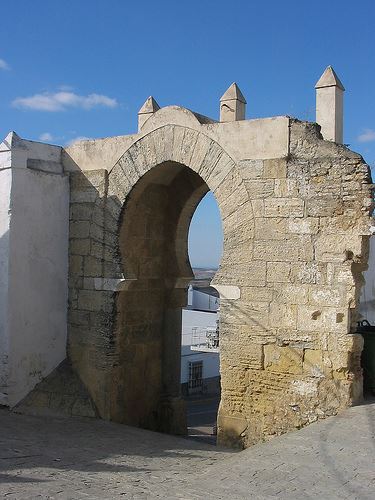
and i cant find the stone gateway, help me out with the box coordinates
[0,67,373,448]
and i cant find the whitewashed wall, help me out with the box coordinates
[0,133,70,406]
[0,169,12,405]
[180,308,219,383]
[187,286,219,312]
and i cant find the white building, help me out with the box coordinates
[180,286,220,396]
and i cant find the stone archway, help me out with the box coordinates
[67,116,372,449]
[68,124,254,441]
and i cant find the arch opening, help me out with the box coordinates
[112,161,223,438]
[181,192,223,442]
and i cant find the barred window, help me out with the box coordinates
[188,361,203,389]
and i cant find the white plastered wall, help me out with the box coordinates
[180,309,219,383]
[0,134,70,406]
[0,169,12,404]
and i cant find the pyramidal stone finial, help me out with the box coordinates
[315,66,345,90]
[0,131,26,170]
[220,83,246,122]
[315,66,345,143]
[1,131,22,150]
[138,96,160,131]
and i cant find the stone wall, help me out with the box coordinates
[217,120,372,447]
[65,114,372,448]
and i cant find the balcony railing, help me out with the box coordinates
[190,326,219,353]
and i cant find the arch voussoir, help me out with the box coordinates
[179,128,200,166]
[150,125,175,166]
[116,152,141,186]
[108,163,133,201]
[189,132,213,173]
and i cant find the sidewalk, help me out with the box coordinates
[0,401,374,499]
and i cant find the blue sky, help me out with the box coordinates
[1,0,374,267]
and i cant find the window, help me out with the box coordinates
[188,360,203,391]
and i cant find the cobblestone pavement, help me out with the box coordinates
[0,401,374,499]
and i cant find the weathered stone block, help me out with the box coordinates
[69,255,83,276]
[216,262,267,287]
[70,170,105,191]
[290,262,326,285]
[241,286,274,302]
[297,305,349,333]
[217,414,248,448]
[221,300,269,329]
[288,217,319,235]
[254,237,313,262]
[274,179,298,197]
[254,217,286,240]
[215,180,249,219]
[266,262,291,283]
[273,284,309,304]
[306,195,343,217]
[263,158,287,178]
[251,199,264,217]
[206,157,235,192]
[90,223,105,241]
[105,197,122,221]
[221,338,264,369]
[70,239,91,256]
[83,256,103,277]
[70,189,99,204]
[303,349,324,377]
[264,198,304,218]
[264,344,303,374]
[327,332,363,354]
[309,286,347,307]
[108,165,133,200]
[70,221,90,239]
[70,203,94,222]
[244,179,274,199]
[78,290,113,313]
[238,159,264,179]
[269,302,297,329]
[68,310,90,327]
[315,234,363,263]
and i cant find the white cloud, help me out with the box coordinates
[0,58,10,70]
[12,90,118,112]
[357,129,375,143]
[67,136,93,146]
[39,132,54,142]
